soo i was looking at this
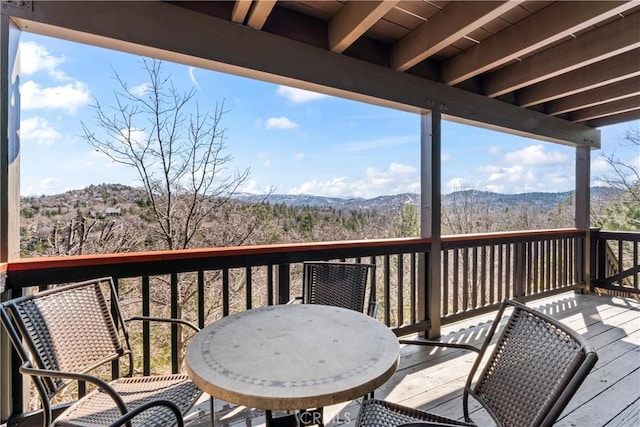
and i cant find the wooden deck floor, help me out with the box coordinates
[187,292,640,427]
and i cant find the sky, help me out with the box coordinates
[18,32,640,198]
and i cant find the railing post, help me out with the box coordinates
[421,110,441,339]
[591,228,603,292]
[514,242,526,298]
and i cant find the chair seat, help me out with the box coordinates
[56,374,202,427]
[356,399,475,427]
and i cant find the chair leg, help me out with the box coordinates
[210,396,215,427]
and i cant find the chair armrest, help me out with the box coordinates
[287,296,303,305]
[19,362,128,416]
[108,399,184,427]
[398,339,481,353]
[125,316,200,332]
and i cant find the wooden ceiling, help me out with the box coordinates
[3,1,640,146]
[174,0,640,129]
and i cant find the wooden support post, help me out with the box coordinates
[0,13,22,423]
[576,146,591,292]
[421,110,442,339]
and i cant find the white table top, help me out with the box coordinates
[186,304,399,410]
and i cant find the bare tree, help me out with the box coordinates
[81,58,251,367]
[594,125,639,231]
[82,58,250,251]
[598,126,639,202]
[442,185,494,234]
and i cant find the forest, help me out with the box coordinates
[19,183,626,258]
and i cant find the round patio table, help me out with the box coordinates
[186,304,399,411]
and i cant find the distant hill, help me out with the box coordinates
[21,184,618,215]
[234,187,617,213]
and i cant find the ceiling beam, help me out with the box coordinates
[442,1,636,86]
[390,1,522,72]
[4,1,600,148]
[231,1,252,24]
[571,96,640,123]
[518,49,640,107]
[246,0,276,30]
[586,110,640,128]
[484,11,640,98]
[547,77,640,116]
[329,1,398,54]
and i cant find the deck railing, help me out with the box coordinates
[441,228,587,323]
[592,229,640,295]
[0,228,595,425]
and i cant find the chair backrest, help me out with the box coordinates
[302,261,375,315]
[0,277,129,398]
[466,299,598,427]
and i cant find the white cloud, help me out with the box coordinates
[276,86,329,103]
[485,184,504,193]
[266,116,298,130]
[388,162,416,174]
[341,135,415,152]
[446,178,467,193]
[240,179,263,194]
[188,67,200,90]
[288,162,419,198]
[19,41,67,79]
[293,152,305,161]
[21,80,91,113]
[21,116,61,146]
[130,82,150,97]
[488,146,501,155]
[125,128,148,148]
[476,164,500,173]
[441,153,453,162]
[38,177,61,193]
[504,144,567,166]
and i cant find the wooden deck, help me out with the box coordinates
[187,292,640,427]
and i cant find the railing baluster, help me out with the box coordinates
[463,248,469,310]
[453,249,459,313]
[197,271,205,330]
[369,255,377,310]
[223,268,230,315]
[384,255,391,326]
[505,244,512,299]
[267,264,274,306]
[498,245,503,302]
[397,254,404,326]
[246,266,252,310]
[472,247,478,308]
[170,273,178,374]
[489,245,496,304]
[111,277,120,380]
[442,250,449,316]
[480,246,487,306]
[142,275,151,376]
[618,239,624,287]
[410,252,416,323]
[635,241,639,290]
[533,240,539,294]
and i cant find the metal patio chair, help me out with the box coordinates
[292,261,377,317]
[0,277,203,427]
[282,261,377,426]
[356,299,598,427]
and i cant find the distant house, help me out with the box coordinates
[105,207,121,216]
